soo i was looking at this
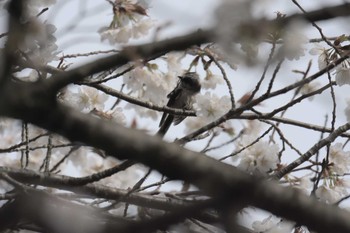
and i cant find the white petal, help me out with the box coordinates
[336,67,350,86]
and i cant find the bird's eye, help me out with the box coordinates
[182,77,194,84]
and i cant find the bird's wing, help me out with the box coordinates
[167,85,183,105]
[159,87,183,127]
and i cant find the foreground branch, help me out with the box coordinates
[0,94,349,232]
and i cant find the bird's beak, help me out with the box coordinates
[177,76,183,80]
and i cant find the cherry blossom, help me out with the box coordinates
[201,71,224,89]
[329,143,350,175]
[309,43,329,70]
[315,178,350,204]
[194,92,231,121]
[235,139,280,174]
[344,98,350,122]
[310,38,350,86]
[62,86,109,112]
[252,215,295,233]
[281,21,308,60]
[335,66,350,86]
[99,0,154,44]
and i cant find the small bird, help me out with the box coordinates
[157,72,201,136]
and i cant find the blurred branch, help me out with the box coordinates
[43,2,350,94]
[0,0,25,86]
[0,166,209,212]
[45,29,211,93]
[280,2,350,24]
[1,97,350,232]
[116,200,216,233]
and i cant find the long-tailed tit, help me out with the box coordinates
[157,72,201,136]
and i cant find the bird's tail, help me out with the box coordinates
[157,115,174,137]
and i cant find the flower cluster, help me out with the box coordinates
[329,143,350,175]
[201,70,224,89]
[280,21,308,60]
[62,86,108,112]
[184,92,231,133]
[252,215,295,233]
[122,53,185,119]
[233,121,280,175]
[316,177,350,204]
[99,0,154,44]
[310,35,350,86]
[312,143,350,204]
[60,86,126,125]
[234,138,280,175]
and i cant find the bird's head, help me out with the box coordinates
[178,72,201,93]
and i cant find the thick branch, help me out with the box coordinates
[45,29,211,93]
[2,98,350,233]
[274,122,350,179]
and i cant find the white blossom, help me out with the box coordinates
[245,120,263,137]
[309,44,329,70]
[295,176,313,194]
[127,105,159,120]
[108,107,127,125]
[252,215,279,232]
[19,22,59,66]
[233,122,279,175]
[123,67,148,91]
[282,21,308,60]
[252,216,294,233]
[165,53,184,73]
[201,71,224,89]
[62,86,108,112]
[316,185,339,204]
[124,67,169,105]
[266,221,295,233]
[329,143,350,175]
[315,179,350,204]
[235,140,279,174]
[142,72,170,105]
[132,19,154,39]
[100,27,132,44]
[215,0,252,50]
[68,147,90,169]
[99,0,154,44]
[194,92,231,121]
[83,87,109,111]
[310,42,350,86]
[240,39,259,59]
[123,66,182,119]
[184,117,208,134]
[345,98,350,122]
[26,70,40,82]
[335,66,350,86]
